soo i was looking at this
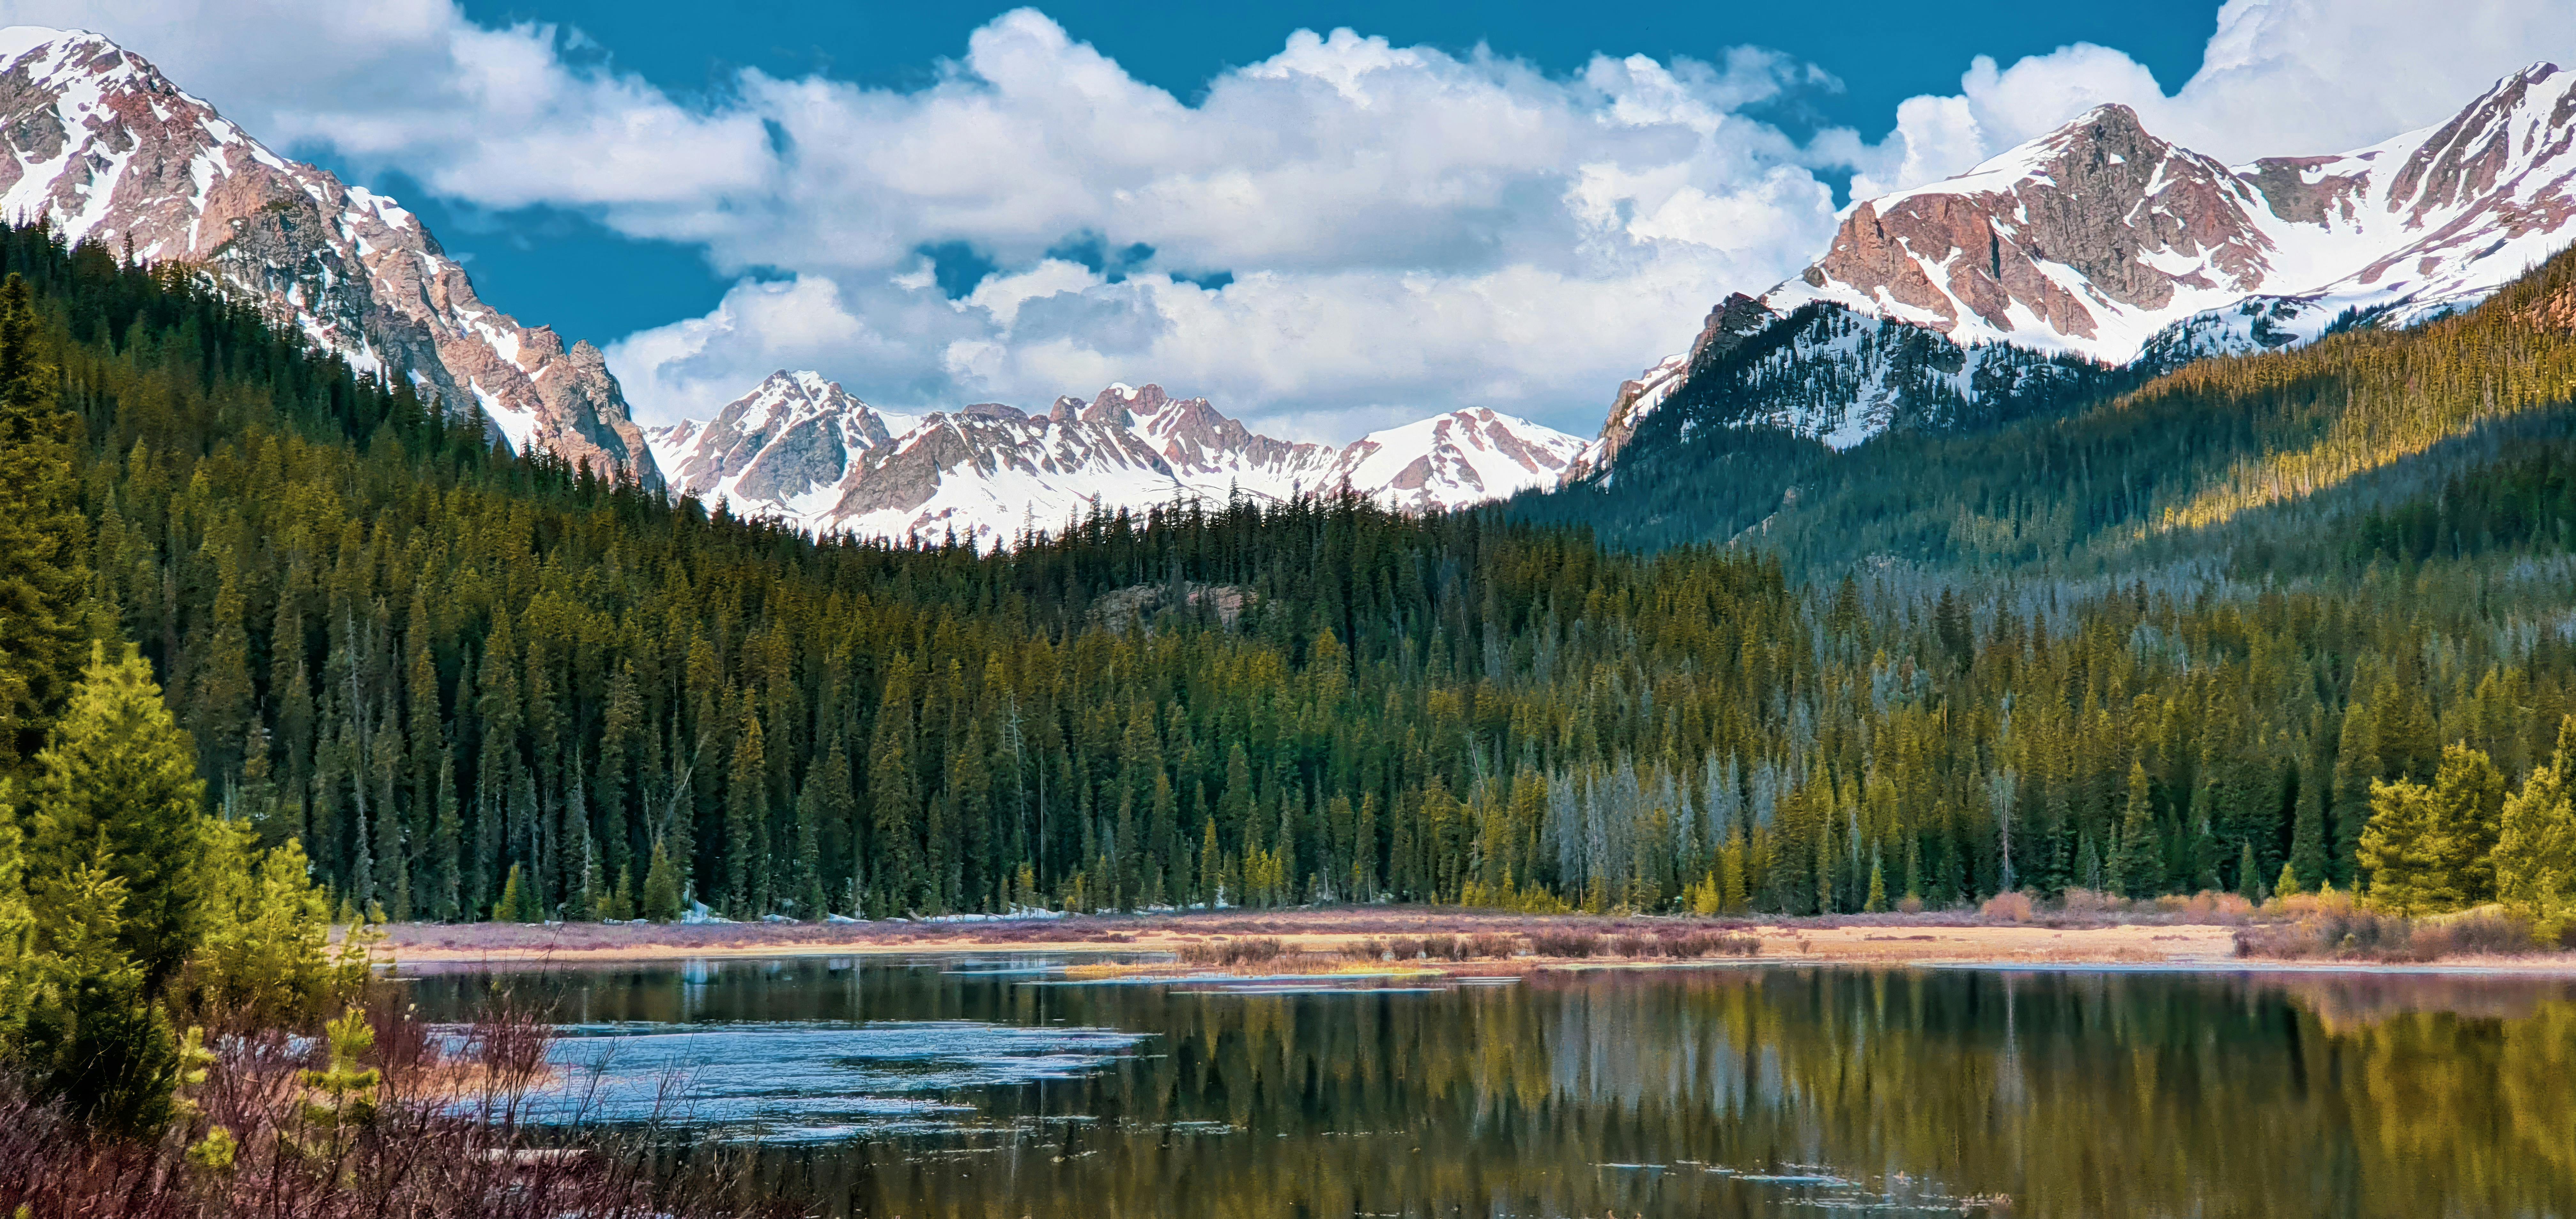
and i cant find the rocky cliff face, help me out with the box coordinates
[1783,104,2277,360]
[1579,62,2576,479]
[651,376,1586,546]
[0,27,661,487]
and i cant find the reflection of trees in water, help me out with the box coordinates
[412,965,2576,1218]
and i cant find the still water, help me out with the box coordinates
[404,958,2576,1218]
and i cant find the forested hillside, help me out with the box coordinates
[7,221,2576,924]
[1522,253,2576,577]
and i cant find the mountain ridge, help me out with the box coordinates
[0,24,663,487]
[650,371,1588,545]
[1570,61,2576,485]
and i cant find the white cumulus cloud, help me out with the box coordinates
[1851,0,2576,195]
[6,0,2575,434]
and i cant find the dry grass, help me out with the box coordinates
[1978,892,2035,923]
[379,897,2575,972]
[0,996,768,1219]
[2234,897,2552,962]
[1175,936,1285,967]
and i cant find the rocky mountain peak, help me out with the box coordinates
[643,367,911,507]
[1785,100,2273,356]
[0,25,661,487]
[1579,63,2576,479]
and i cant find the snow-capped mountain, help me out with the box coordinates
[0,27,660,486]
[644,371,918,513]
[651,375,1586,546]
[1579,62,2576,472]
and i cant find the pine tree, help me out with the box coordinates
[2358,778,2445,915]
[724,692,767,918]
[2495,717,2576,941]
[640,838,682,921]
[2108,763,2158,900]
[494,863,528,924]
[0,273,90,776]
[2287,757,2329,896]
[793,773,827,918]
[19,861,179,1137]
[869,658,922,913]
[26,643,205,988]
[2427,744,2507,907]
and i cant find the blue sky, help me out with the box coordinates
[398,0,2222,367]
[13,0,2572,437]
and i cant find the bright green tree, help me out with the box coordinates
[26,643,205,988]
[2495,717,2576,942]
[640,837,683,921]
[493,863,529,923]
[2426,744,2507,906]
[19,861,179,1137]
[2359,778,2448,915]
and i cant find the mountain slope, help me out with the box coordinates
[1690,246,2576,576]
[1779,64,2576,366]
[1549,63,2576,547]
[651,376,1586,544]
[0,26,660,486]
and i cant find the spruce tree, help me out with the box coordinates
[2358,778,2444,914]
[724,692,767,918]
[2495,717,2576,941]
[869,658,921,913]
[0,273,91,776]
[793,773,827,918]
[2427,744,2506,906]
[2287,760,2329,895]
[2108,763,2158,899]
[640,837,682,921]
[816,730,857,913]
[19,862,179,1137]
[494,863,527,923]
[27,643,205,988]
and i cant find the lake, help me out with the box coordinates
[403,957,2576,1217]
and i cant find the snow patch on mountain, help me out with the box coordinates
[651,377,1586,546]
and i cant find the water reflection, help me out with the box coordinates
[403,960,2576,1218]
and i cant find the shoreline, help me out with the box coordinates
[370,909,2576,975]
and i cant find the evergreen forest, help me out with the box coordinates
[4,220,2576,933]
